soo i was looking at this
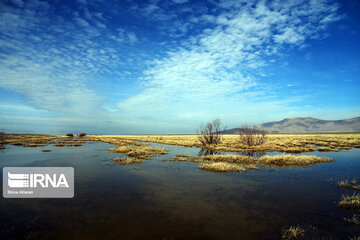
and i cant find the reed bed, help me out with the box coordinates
[173,154,332,167]
[5,134,63,146]
[199,162,247,172]
[338,179,360,191]
[112,157,144,165]
[344,214,360,225]
[338,194,360,209]
[90,133,360,153]
[281,226,305,239]
[108,145,167,160]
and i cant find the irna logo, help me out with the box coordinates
[3,167,74,198]
[8,172,69,188]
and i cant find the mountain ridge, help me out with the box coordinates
[222,117,360,134]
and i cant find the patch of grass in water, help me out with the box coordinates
[41,149,52,152]
[199,162,247,172]
[281,226,305,239]
[338,179,360,191]
[172,154,198,162]
[257,155,333,166]
[172,154,332,167]
[344,214,360,225]
[108,145,167,161]
[338,194,360,209]
[113,158,144,165]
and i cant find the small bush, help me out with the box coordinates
[0,132,7,143]
[79,133,86,137]
[66,133,74,138]
[197,119,224,146]
[0,132,7,149]
[238,125,267,146]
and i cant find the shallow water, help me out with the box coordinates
[0,141,359,239]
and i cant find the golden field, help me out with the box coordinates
[4,133,360,153]
[90,133,360,153]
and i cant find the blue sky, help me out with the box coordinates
[0,0,359,134]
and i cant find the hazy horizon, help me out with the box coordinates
[1,0,360,134]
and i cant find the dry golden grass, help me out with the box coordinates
[338,180,352,188]
[89,136,142,146]
[257,155,333,166]
[108,145,167,160]
[4,133,360,154]
[112,157,144,165]
[281,226,305,240]
[89,133,360,153]
[338,194,360,209]
[5,134,64,146]
[172,154,199,162]
[173,154,332,167]
[200,155,256,164]
[338,179,360,191]
[199,162,247,172]
[344,214,360,225]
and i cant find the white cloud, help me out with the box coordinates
[117,0,341,128]
[0,0,345,133]
[0,0,141,119]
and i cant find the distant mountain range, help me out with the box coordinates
[222,117,360,134]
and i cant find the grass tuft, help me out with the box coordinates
[172,154,198,162]
[258,155,332,166]
[338,179,360,191]
[113,158,144,165]
[199,162,246,172]
[338,194,360,209]
[281,226,305,239]
[344,214,360,225]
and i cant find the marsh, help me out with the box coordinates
[0,134,360,239]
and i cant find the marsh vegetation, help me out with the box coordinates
[338,179,360,191]
[1,133,359,239]
[103,133,360,154]
[171,153,332,172]
[338,194,360,209]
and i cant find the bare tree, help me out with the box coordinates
[0,132,7,150]
[197,119,224,146]
[238,125,267,146]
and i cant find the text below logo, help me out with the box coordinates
[3,167,74,198]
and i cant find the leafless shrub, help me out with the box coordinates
[66,133,74,138]
[0,132,7,149]
[0,132,7,142]
[238,125,267,146]
[197,119,224,146]
[79,133,86,137]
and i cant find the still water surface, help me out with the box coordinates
[0,141,359,239]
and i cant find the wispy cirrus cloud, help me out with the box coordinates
[1,0,356,134]
[0,0,141,117]
[117,0,342,128]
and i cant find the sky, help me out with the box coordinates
[0,0,359,134]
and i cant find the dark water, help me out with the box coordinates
[0,141,359,240]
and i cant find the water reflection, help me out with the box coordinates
[197,148,219,156]
[238,151,266,158]
[0,132,6,153]
[197,148,266,158]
